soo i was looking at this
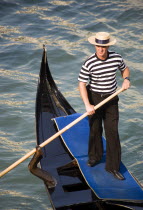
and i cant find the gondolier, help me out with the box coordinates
[78,32,130,180]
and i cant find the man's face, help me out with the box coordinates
[95,45,109,59]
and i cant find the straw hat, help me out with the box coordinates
[88,32,116,46]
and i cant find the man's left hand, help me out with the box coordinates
[122,79,130,90]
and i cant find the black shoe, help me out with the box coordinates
[106,170,125,180]
[87,159,98,167]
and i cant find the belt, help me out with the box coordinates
[91,91,113,98]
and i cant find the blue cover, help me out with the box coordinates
[54,113,143,201]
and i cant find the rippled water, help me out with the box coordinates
[0,0,143,209]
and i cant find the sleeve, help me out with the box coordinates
[78,63,90,83]
[118,57,127,72]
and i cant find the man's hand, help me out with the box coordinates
[85,104,95,115]
[121,67,130,91]
[79,81,96,116]
[122,79,130,90]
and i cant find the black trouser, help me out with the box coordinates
[88,90,121,171]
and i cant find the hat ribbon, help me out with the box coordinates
[95,38,110,44]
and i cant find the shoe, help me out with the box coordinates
[87,159,98,167]
[106,170,125,180]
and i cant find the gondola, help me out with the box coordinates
[32,46,143,210]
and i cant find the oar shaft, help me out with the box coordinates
[0,87,124,178]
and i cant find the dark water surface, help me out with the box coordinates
[0,0,143,209]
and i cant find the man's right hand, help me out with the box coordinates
[86,104,95,115]
[78,82,95,116]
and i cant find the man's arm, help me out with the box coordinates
[121,67,131,90]
[78,81,95,115]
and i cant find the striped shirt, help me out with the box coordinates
[78,51,126,94]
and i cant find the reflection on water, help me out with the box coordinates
[50,1,74,6]
[16,6,49,14]
[0,189,53,210]
[0,0,143,209]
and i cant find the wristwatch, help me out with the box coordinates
[124,77,130,81]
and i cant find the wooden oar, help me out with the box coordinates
[0,87,124,178]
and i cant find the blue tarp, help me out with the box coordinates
[54,113,143,201]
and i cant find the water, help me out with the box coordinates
[0,0,143,209]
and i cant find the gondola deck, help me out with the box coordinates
[54,113,143,201]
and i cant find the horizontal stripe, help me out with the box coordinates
[90,81,117,88]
